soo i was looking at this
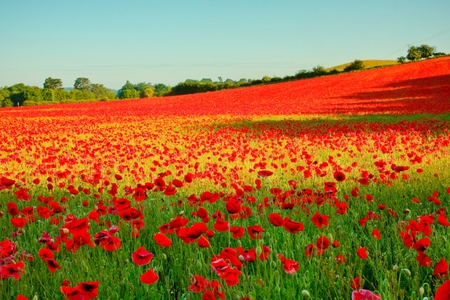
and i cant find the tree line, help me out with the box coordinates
[1,45,446,107]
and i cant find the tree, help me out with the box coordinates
[118,81,139,99]
[153,83,171,97]
[344,60,364,72]
[407,46,423,61]
[418,44,436,59]
[74,77,91,91]
[43,77,63,90]
[0,87,12,107]
[397,56,407,64]
[312,65,326,76]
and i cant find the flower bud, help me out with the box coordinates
[302,290,311,297]
[401,268,411,276]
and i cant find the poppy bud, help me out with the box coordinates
[401,268,411,276]
[419,286,424,296]
[393,264,398,271]
[302,290,311,297]
[162,253,167,260]
[255,246,263,257]
[33,296,38,300]
[62,228,69,234]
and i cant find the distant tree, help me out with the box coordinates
[343,60,364,72]
[153,83,171,97]
[74,77,91,91]
[9,83,27,106]
[406,46,423,61]
[312,65,326,76]
[118,81,139,99]
[90,83,116,100]
[397,56,407,64]
[134,82,154,98]
[23,86,43,102]
[418,44,436,59]
[0,87,12,107]
[262,75,271,83]
[43,77,63,90]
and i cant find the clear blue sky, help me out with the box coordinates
[1,0,449,89]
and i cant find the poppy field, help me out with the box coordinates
[1,57,450,300]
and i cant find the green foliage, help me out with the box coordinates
[397,56,406,64]
[406,44,436,61]
[312,65,327,76]
[74,77,92,91]
[343,60,364,72]
[406,46,422,61]
[153,83,171,97]
[43,77,63,90]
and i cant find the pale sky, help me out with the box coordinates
[1,0,449,89]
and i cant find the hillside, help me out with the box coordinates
[4,57,450,117]
[326,59,399,72]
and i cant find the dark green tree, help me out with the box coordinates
[344,60,364,72]
[74,77,91,91]
[312,65,326,76]
[0,87,12,107]
[397,56,407,64]
[43,77,63,90]
[118,81,139,99]
[407,46,423,61]
[418,44,436,59]
[153,83,171,97]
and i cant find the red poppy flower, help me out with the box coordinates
[371,229,381,240]
[11,217,27,229]
[333,171,346,182]
[184,172,194,183]
[0,261,25,280]
[220,268,241,286]
[45,259,61,273]
[268,213,284,227]
[277,253,299,274]
[72,281,99,300]
[305,243,314,257]
[189,275,209,293]
[357,248,368,260]
[153,233,172,247]
[257,170,273,177]
[202,290,216,300]
[336,254,347,264]
[213,218,229,232]
[229,226,245,239]
[259,245,271,261]
[64,218,90,235]
[435,280,450,300]
[350,276,361,290]
[352,289,381,300]
[60,286,81,299]
[413,238,430,252]
[434,258,449,278]
[438,215,450,226]
[0,176,15,190]
[417,251,433,267]
[247,225,265,239]
[283,217,304,234]
[140,268,159,284]
[7,202,19,216]
[132,246,154,266]
[225,198,241,214]
[197,236,211,248]
[311,211,329,229]
[38,248,55,260]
